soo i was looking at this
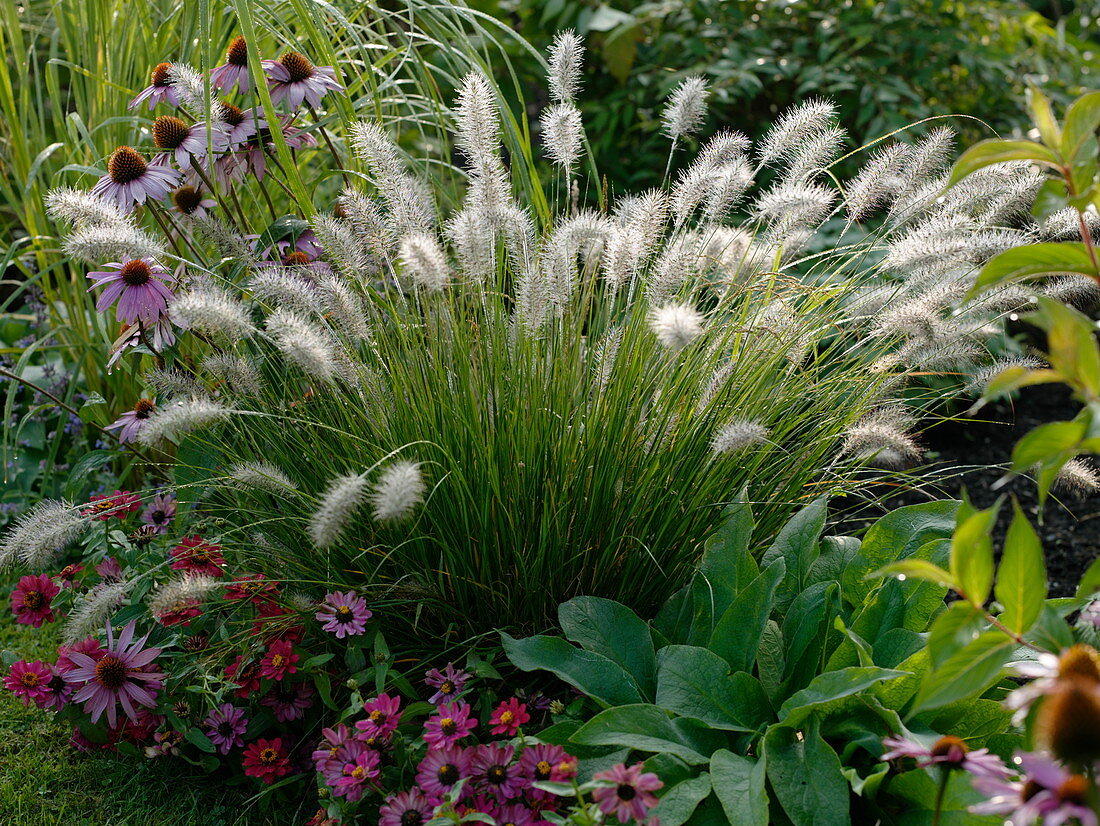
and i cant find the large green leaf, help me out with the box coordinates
[927,602,985,669]
[655,645,773,733]
[760,496,827,613]
[501,633,643,707]
[764,720,850,826]
[688,502,758,645]
[570,705,714,765]
[995,504,1046,635]
[709,558,785,672]
[948,138,1060,187]
[1063,91,1100,168]
[887,769,1002,825]
[648,773,712,826]
[969,242,1098,296]
[780,582,838,693]
[949,501,999,608]
[559,596,657,699]
[710,750,768,826]
[778,667,909,724]
[911,632,1013,714]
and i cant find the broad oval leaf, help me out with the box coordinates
[501,633,643,707]
[764,720,850,826]
[969,243,1098,297]
[911,632,1013,714]
[948,139,1060,187]
[709,558,785,672]
[655,645,773,732]
[710,750,768,826]
[558,596,657,699]
[778,666,909,724]
[569,704,711,765]
[995,504,1046,635]
[648,774,712,826]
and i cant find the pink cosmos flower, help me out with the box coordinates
[10,573,60,627]
[333,748,381,802]
[263,51,343,110]
[378,789,434,826]
[423,700,477,750]
[260,680,315,722]
[82,490,142,522]
[315,590,371,638]
[259,639,299,681]
[593,762,663,824]
[489,697,530,736]
[141,492,176,533]
[87,259,175,326]
[64,620,165,727]
[417,744,473,800]
[242,737,292,784]
[425,663,470,705]
[204,703,248,754]
[4,660,54,707]
[128,62,181,110]
[211,37,253,93]
[519,743,577,783]
[472,743,527,801]
[106,398,156,444]
[168,535,225,577]
[356,692,402,740]
[881,735,1010,780]
[91,146,180,212]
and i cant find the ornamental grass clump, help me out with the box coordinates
[34,27,1047,638]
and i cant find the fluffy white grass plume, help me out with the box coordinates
[371,461,426,522]
[964,354,1045,397]
[46,187,127,227]
[702,157,754,223]
[752,299,814,365]
[146,366,206,400]
[170,286,256,340]
[782,124,846,183]
[547,30,585,104]
[650,303,704,351]
[603,190,669,288]
[249,271,321,314]
[310,472,369,548]
[63,223,165,264]
[203,352,262,395]
[446,208,496,283]
[311,213,367,279]
[137,398,230,446]
[192,216,257,262]
[592,326,623,393]
[400,232,451,292]
[843,144,909,225]
[662,75,709,140]
[454,73,509,206]
[319,275,371,340]
[0,500,91,569]
[1053,458,1100,496]
[265,309,337,383]
[64,581,129,644]
[753,181,837,240]
[339,187,392,253]
[1044,275,1100,310]
[711,419,769,455]
[148,574,221,619]
[227,461,299,493]
[756,99,837,166]
[348,121,434,234]
[168,63,228,123]
[840,408,922,468]
[543,211,612,307]
[541,103,584,173]
[696,362,737,413]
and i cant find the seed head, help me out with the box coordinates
[649,303,704,351]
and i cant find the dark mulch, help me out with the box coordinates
[833,385,1100,597]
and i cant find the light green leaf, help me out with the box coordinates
[995,504,1046,635]
[949,502,1000,608]
[710,750,768,826]
[1063,91,1100,167]
[948,139,1061,187]
[709,558,785,672]
[969,243,1098,297]
[570,705,711,765]
[869,559,956,589]
[761,496,827,612]
[911,632,1013,714]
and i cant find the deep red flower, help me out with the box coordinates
[10,574,60,628]
[82,490,141,521]
[56,563,85,588]
[169,536,225,577]
[225,655,262,698]
[259,640,299,681]
[242,737,292,784]
[225,573,278,604]
[489,697,530,736]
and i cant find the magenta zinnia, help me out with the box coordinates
[242,737,292,784]
[423,700,477,750]
[63,620,165,727]
[378,789,434,826]
[82,489,142,522]
[87,259,175,326]
[169,535,225,577]
[10,573,60,627]
[592,762,663,824]
[4,660,54,707]
[259,639,299,681]
[315,590,371,638]
[356,692,402,741]
[425,662,470,705]
[489,697,530,736]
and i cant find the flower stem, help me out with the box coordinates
[932,769,950,826]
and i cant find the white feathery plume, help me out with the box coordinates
[891,126,955,210]
[0,500,91,570]
[145,366,206,399]
[249,271,321,314]
[592,326,624,393]
[1052,458,1100,496]
[603,190,669,289]
[497,203,539,291]
[702,157,754,223]
[148,574,222,619]
[64,581,130,644]
[542,211,612,309]
[877,336,985,373]
[781,124,846,183]
[348,121,434,234]
[840,408,921,468]
[446,207,496,284]
[1044,275,1100,310]
[370,461,426,522]
[318,274,371,340]
[170,286,256,340]
[541,103,584,173]
[203,352,262,395]
[752,299,813,365]
[964,354,1045,396]
[265,309,337,382]
[311,213,368,279]
[711,419,769,455]
[192,216,257,262]
[227,461,299,493]
[310,472,369,547]
[339,186,392,254]
[697,130,752,166]
[662,75,709,141]
[64,223,165,264]
[1041,206,1100,242]
[843,143,910,225]
[46,187,127,227]
[647,235,699,306]
[399,232,451,292]
[137,397,230,446]
[756,99,837,166]
[650,303,704,351]
[696,362,737,413]
[454,74,508,204]
[168,63,228,123]
[882,213,976,275]
[669,131,752,223]
[752,181,837,241]
[547,30,585,104]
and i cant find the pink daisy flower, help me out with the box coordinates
[315,590,371,639]
[87,259,175,326]
[260,680,314,722]
[95,556,123,581]
[219,103,262,148]
[211,37,253,94]
[313,723,356,783]
[423,700,477,750]
[519,743,577,784]
[168,535,225,577]
[63,620,165,728]
[105,398,156,444]
[56,637,105,673]
[225,573,278,604]
[242,737,292,784]
[10,573,60,627]
[356,692,402,740]
[82,489,142,522]
[333,748,381,802]
[489,697,530,736]
[259,639,299,681]
[417,744,473,800]
[593,762,663,824]
[972,752,1096,826]
[882,734,1010,781]
[4,660,54,707]
[263,51,343,110]
[155,598,202,627]
[494,803,536,826]
[204,703,248,754]
[472,743,527,801]
[378,789,434,826]
[128,62,181,110]
[141,492,176,533]
[90,146,180,212]
[425,662,470,705]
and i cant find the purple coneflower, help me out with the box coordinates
[315,590,371,638]
[378,789,434,826]
[264,51,343,110]
[129,62,181,110]
[91,146,180,211]
[425,662,470,705]
[881,734,1010,780]
[106,398,156,444]
[592,762,664,824]
[141,491,176,533]
[219,103,262,148]
[416,744,472,799]
[423,700,477,750]
[356,692,402,740]
[256,229,330,274]
[472,743,528,801]
[64,620,165,727]
[107,314,176,370]
[171,186,216,218]
[260,679,315,722]
[211,37,253,94]
[972,752,1096,826]
[1007,644,1100,719]
[150,115,230,171]
[87,258,175,325]
[204,703,248,754]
